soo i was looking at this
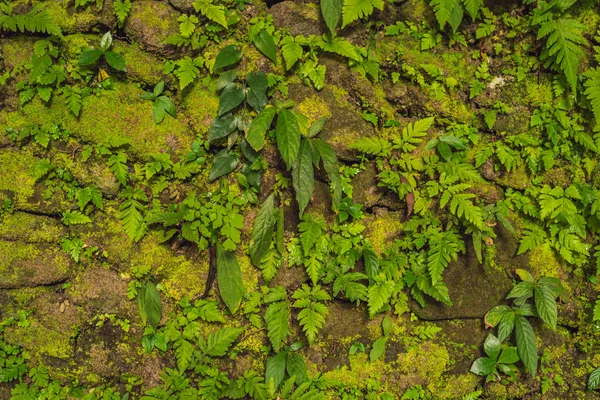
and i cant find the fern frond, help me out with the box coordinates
[265,300,291,351]
[0,4,62,36]
[118,187,148,242]
[200,327,244,357]
[351,136,391,156]
[341,0,384,28]
[292,285,330,345]
[584,67,600,130]
[449,193,484,229]
[538,18,586,95]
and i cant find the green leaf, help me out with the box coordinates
[216,243,245,314]
[100,31,113,51]
[583,67,600,129]
[369,336,387,362]
[498,347,519,365]
[247,106,276,151]
[430,0,459,30]
[216,70,238,91]
[483,334,501,360]
[209,149,239,181]
[534,285,557,329]
[104,51,126,72]
[153,96,176,124]
[506,281,535,301]
[281,37,303,71]
[321,0,342,33]
[589,368,600,391]
[470,357,495,376]
[249,193,277,266]
[537,18,586,95]
[363,246,379,282]
[108,152,128,186]
[298,214,326,255]
[201,326,244,357]
[246,71,268,113]
[286,352,307,385]
[213,45,242,71]
[292,139,314,217]
[292,284,330,345]
[265,300,291,351]
[78,49,102,66]
[341,0,384,28]
[209,113,237,142]
[265,350,287,388]
[144,281,162,328]
[514,315,538,377]
[462,0,482,20]
[61,210,91,225]
[312,139,341,213]
[276,109,301,169]
[118,187,148,242]
[218,83,245,116]
[194,0,228,28]
[253,30,277,64]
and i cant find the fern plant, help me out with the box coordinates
[429,0,483,33]
[0,3,62,36]
[292,284,330,345]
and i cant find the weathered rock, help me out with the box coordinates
[44,0,117,33]
[351,163,383,209]
[0,212,65,243]
[0,240,71,289]
[270,1,326,36]
[69,267,134,315]
[124,1,180,57]
[287,83,376,161]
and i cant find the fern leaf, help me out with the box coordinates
[61,210,91,225]
[265,300,291,351]
[281,36,303,71]
[200,327,244,357]
[341,0,384,28]
[367,278,394,317]
[298,214,326,255]
[538,18,586,95]
[430,0,460,30]
[350,137,391,156]
[517,226,546,255]
[193,0,227,28]
[427,231,460,284]
[174,338,194,371]
[594,299,600,322]
[584,67,600,129]
[118,187,148,242]
[108,152,128,186]
[449,193,484,229]
[292,285,330,345]
[462,0,482,20]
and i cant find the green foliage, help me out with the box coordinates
[216,243,245,314]
[264,287,291,352]
[79,32,127,72]
[584,67,600,129]
[484,270,566,377]
[141,81,176,124]
[0,4,62,36]
[292,284,330,345]
[429,0,482,32]
[61,210,91,225]
[137,281,163,328]
[341,0,384,28]
[470,334,519,381]
[118,187,148,242]
[200,326,244,357]
[590,368,600,391]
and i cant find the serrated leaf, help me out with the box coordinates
[515,315,538,377]
[534,285,557,329]
[61,210,91,225]
[201,326,244,357]
[589,368,600,390]
[105,51,126,72]
[265,300,291,351]
[341,0,384,28]
[276,109,301,169]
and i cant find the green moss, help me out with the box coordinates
[138,2,171,30]
[0,36,36,69]
[180,82,219,138]
[525,79,554,107]
[0,82,195,157]
[42,0,98,33]
[0,240,70,287]
[494,164,531,190]
[529,243,568,280]
[364,211,404,255]
[320,353,389,389]
[131,232,208,301]
[297,95,332,126]
[0,148,37,208]
[396,341,450,389]
[433,374,478,399]
[0,212,64,243]
[5,321,73,359]
[113,42,165,85]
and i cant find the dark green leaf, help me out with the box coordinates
[292,139,314,217]
[308,117,328,138]
[483,334,501,360]
[253,30,277,64]
[209,113,237,142]
[506,282,535,300]
[286,352,307,384]
[312,139,341,212]
[216,70,238,91]
[218,83,245,116]
[265,350,287,388]
[515,315,538,377]
[276,207,285,254]
[153,96,175,124]
[321,0,342,34]
[247,106,276,151]
[209,149,239,181]
[363,246,379,283]
[216,243,245,314]
[276,109,301,169]
[249,193,277,266]
[104,51,127,72]
[470,357,496,376]
[78,49,103,66]
[498,347,519,365]
[214,45,243,71]
[381,316,392,337]
[144,281,162,328]
[246,71,268,112]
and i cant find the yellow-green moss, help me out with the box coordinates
[131,232,208,300]
[180,82,220,138]
[364,211,404,255]
[0,82,195,157]
[0,36,36,69]
[396,342,449,387]
[0,212,63,243]
[6,321,73,359]
[114,42,165,84]
[0,148,37,208]
[43,0,98,33]
[432,373,478,399]
[297,95,332,127]
[529,243,568,279]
